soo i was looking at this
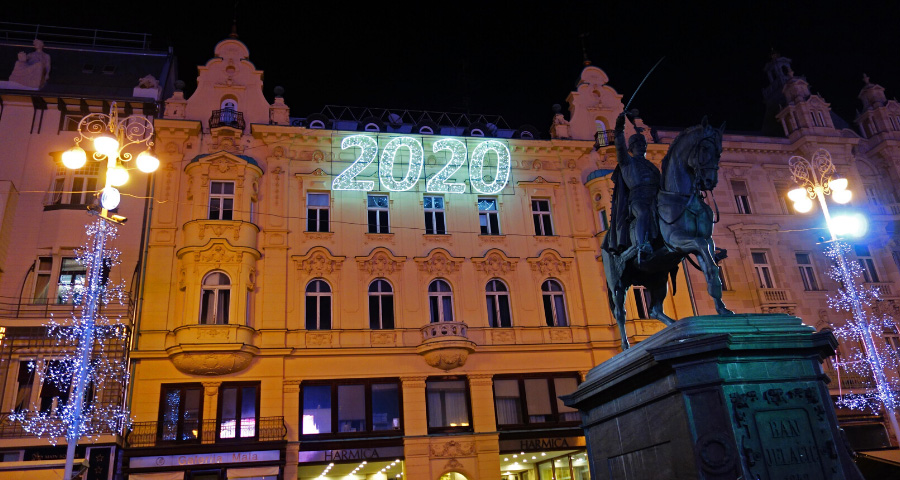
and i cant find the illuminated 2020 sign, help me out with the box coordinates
[331,135,512,194]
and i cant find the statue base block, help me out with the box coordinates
[563,314,863,480]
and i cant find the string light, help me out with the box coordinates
[379,137,424,191]
[10,219,131,443]
[469,140,511,194]
[332,135,378,191]
[824,241,900,415]
[428,139,467,193]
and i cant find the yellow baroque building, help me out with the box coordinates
[126,36,698,480]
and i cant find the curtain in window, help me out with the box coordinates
[493,379,521,425]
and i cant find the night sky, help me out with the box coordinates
[7,1,900,134]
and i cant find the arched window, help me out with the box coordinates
[309,119,325,129]
[428,279,454,323]
[469,128,484,137]
[305,279,332,330]
[485,279,511,328]
[220,99,238,125]
[541,280,568,327]
[369,279,394,329]
[418,126,434,135]
[364,122,381,132]
[200,272,231,325]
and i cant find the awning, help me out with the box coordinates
[0,459,88,480]
[856,449,900,478]
[227,466,279,479]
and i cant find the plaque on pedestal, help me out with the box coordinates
[562,314,864,480]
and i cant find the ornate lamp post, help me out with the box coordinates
[788,148,900,443]
[58,102,158,479]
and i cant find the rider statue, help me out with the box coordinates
[602,112,661,261]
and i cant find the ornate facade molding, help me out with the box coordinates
[292,247,345,276]
[431,440,476,458]
[527,249,574,277]
[356,247,407,276]
[727,223,781,249]
[415,248,464,276]
[471,249,518,277]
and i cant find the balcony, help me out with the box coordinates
[0,412,118,438]
[757,288,797,314]
[167,324,259,376]
[416,321,476,371]
[126,416,286,448]
[182,219,260,250]
[209,108,245,130]
[866,282,895,298]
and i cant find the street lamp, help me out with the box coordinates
[789,148,900,444]
[60,102,157,479]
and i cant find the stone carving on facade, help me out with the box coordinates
[303,232,334,241]
[467,373,494,387]
[137,74,159,89]
[430,440,476,458]
[728,223,780,250]
[443,459,466,472]
[363,233,395,245]
[178,267,186,291]
[4,39,51,89]
[293,247,345,276]
[421,349,469,371]
[198,223,241,241]
[491,329,516,344]
[422,234,453,246]
[171,352,254,376]
[550,329,573,342]
[472,249,517,277]
[371,331,397,346]
[283,379,301,394]
[202,381,221,396]
[306,332,332,347]
[247,267,257,291]
[415,249,463,276]
[478,234,507,244]
[761,305,796,316]
[196,244,238,265]
[357,248,406,276]
[527,249,573,276]
[210,157,238,173]
[312,150,325,162]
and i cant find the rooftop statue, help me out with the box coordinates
[7,39,51,89]
[602,115,733,350]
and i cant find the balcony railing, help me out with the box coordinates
[210,108,245,130]
[421,321,468,341]
[0,412,119,438]
[0,294,134,320]
[759,288,793,304]
[126,416,286,448]
[594,129,616,148]
[823,369,877,390]
[866,282,894,297]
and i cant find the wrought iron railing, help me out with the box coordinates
[126,416,287,447]
[421,321,468,341]
[0,294,134,320]
[209,109,245,130]
[0,412,120,438]
[0,22,152,50]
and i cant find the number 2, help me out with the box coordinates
[332,135,377,191]
[427,139,467,194]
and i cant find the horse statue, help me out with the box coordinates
[602,118,733,350]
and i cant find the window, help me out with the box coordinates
[718,263,730,291]
[33,257,52,304]
[632,286,651,319]
[200,272,231,325]
[307,192,330,232]
[218,383,258,440]
[493,374,580,428]
[159,384,202,443]
[46,162,101,207]
[485,279,512,328]
[864,185,881,207]
[57,257,85,304]
[368,279,394,329]
[13,361,37,412]
[305,280,332,330]
[531,199,554,236]
[855,245,880,283]
[424,195,446,235]
[220,99,238,126]
[367,194,390,233]
[428,279,454,323]
[752,251,775,288]
[796,253,820,291]
[541,280,569,327]
[774,183,792,214]
[731,180,752,214]
[38,360,69,414]
[426,379,471,431]
[598,209,609,232]
[208,181,235,220]
[478,198,500,235]
[300,379,402,436]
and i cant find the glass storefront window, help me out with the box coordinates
[338,385,365,432]
[372,383,400,431]
[524,379,552,423]
[302,385,332,434]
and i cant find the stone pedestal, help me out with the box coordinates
[563,314,863,480]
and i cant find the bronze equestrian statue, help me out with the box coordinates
[602,114,733,350]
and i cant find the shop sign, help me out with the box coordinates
[499,436,585,452]
[129,449,279,469]
[299,446,404,463]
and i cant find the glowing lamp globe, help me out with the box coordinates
[99,186,121,210]
[107,164,129,187]
[787,188,808,203]
[136,151,160,173]
[793,197,814,213]
[831,213,867,238]
[833,189,852,204]
[93,133,120,159]
[830,177,848,192]
[61,146,87,169]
